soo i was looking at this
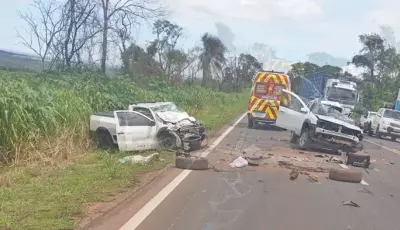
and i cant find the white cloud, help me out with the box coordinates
[168,0,324,23]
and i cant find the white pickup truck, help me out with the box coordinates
[275,89,363,153]
[89,102,206,152]
[370,108,400,141]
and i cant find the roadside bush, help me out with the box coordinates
[0,71,247,163]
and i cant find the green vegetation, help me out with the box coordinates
[0,70,248,230]
[0,70,247,163]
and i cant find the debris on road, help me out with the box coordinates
[230,156,248,168]
[347,152,371,168]
[357,187,374,195]
[329,168,362,183]
[341,200,360,208]
[119,153,159,165]
[175,155,209,170]
[289,169,299,180]
[303,172,319,182]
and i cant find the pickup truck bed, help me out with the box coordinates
[93,112,114,118]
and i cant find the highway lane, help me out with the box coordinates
[88,116,400,230]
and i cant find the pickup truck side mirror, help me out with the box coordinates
[300,107,308,114]
[148,120,156,126]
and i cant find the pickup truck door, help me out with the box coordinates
[114,111,157,151]
[276,89,309,135]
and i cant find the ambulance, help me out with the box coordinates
[247,71,291,128]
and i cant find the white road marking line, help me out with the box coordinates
[361,180,369,186]
[119,112,247,230]
[365,139,400,155]
[339,164,349,169]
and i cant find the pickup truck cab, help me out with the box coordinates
[371,108,400,141]
[275,89,363,153]
[89,102,206,152]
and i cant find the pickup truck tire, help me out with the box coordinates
[376,126,382,139]
[367,123,373,136]
[175,156,209,170]
[391,136,397,141]
[95,131,114,149]
[298,128,311,149]
[158,132,177,149]
[328,168,362,183]
[247,116,254,128]
[290,131,299,144]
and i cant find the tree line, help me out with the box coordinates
[17,0,262,92]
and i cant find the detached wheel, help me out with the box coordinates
[158,132,177,149]
[175,156,209,170]
[290,131,299,144]
[298,128,311,149]
[95,131,114,149]
[248,116,254,128]
[329,168,362,183]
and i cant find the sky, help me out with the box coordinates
[1,0,400,64]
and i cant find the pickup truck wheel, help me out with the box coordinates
[298,128,311,149]
[391,136,397,141]
[96,132,114,149]
[367,123,373,136]
[247,117,254,128]
[349,142,363,153]
[376,126,382,139]
[290,132,299,144]
[158,133,177,149]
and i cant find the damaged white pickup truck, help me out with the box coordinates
[89,102,206,152]
[276,89,363,153]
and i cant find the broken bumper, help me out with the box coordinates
[313,127,360,149]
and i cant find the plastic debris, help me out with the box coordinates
[341,200,360,208]
[229,156,248,168]
[119,153,159,165]
[290,169,299,180]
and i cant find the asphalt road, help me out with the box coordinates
[88,116,400,230]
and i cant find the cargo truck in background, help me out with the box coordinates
[297,72,359,116]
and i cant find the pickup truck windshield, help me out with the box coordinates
[327,87,357,105]
[383,110,400,120]
[152,103,182,112]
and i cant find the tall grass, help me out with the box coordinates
[0,71,247,163]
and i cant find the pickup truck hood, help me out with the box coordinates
[316,114,361,131]
[156,111,196,123]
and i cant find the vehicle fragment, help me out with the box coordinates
[328,168,362,183]
[119,153,159,165]
[289,169,299,180]
[341,200,360,208]
[230,156,248,168]
[346,152,371,168]
[275,89,364,153]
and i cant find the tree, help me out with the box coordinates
[352,33,385,83]
[147,20,184,80]
[17,0,64,70]
[200,33,227,87]
[98,0,165,73]
[237,53,261,87]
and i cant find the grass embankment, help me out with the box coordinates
[0,71,248,230]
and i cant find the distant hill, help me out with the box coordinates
[0,49,45,71]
